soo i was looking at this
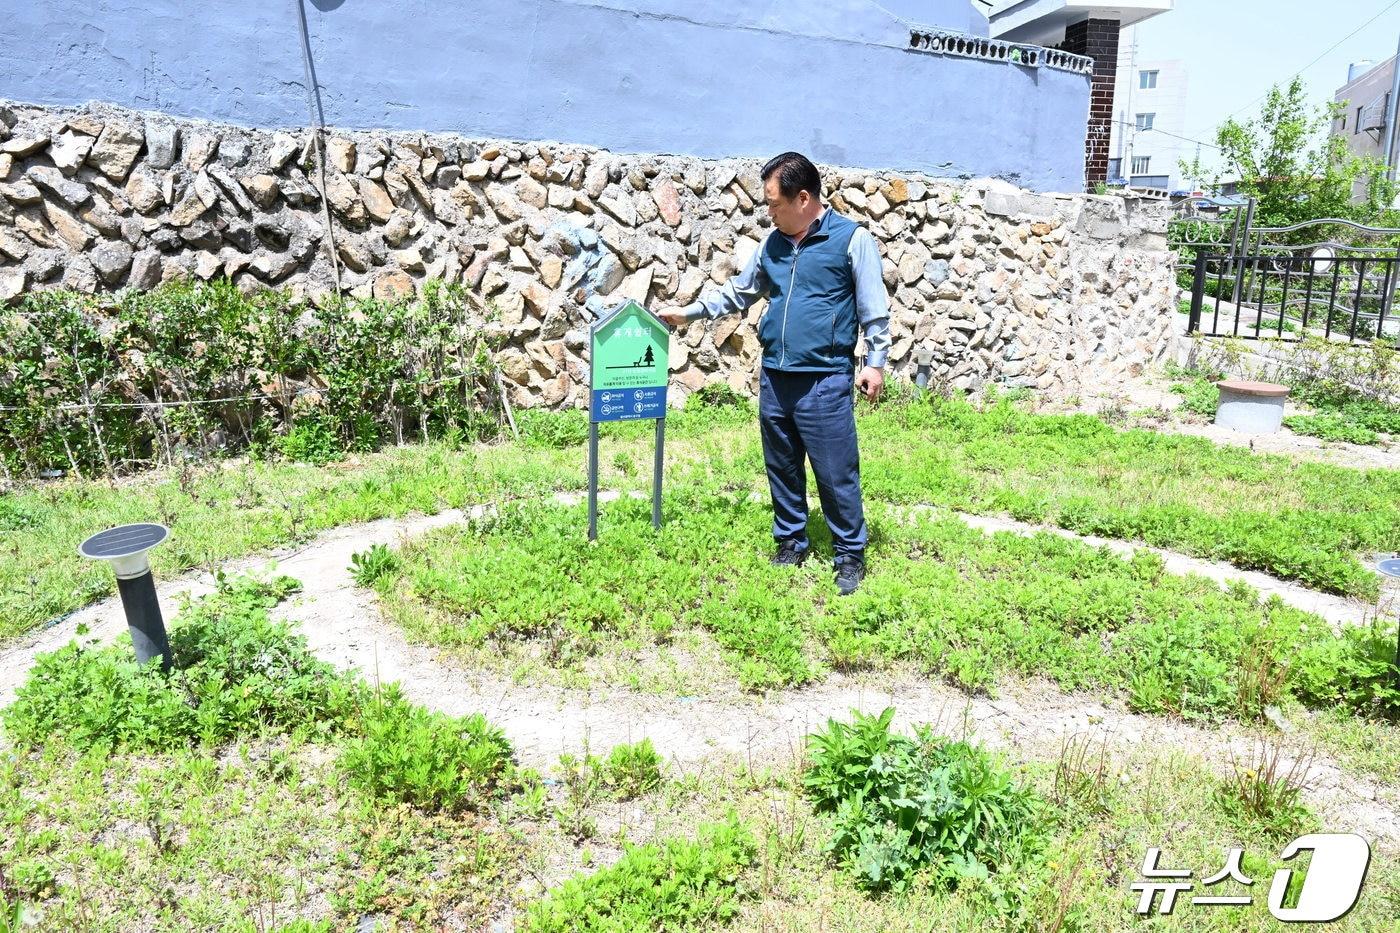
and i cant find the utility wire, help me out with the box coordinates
[0,372,482,413]
[1190,0,1400,137]
[1113,119,1223,151]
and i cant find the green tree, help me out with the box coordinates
[1181,77,1398,232]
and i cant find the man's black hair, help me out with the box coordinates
[760,151,822,201]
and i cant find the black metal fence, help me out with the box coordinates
[1187,250,1400,344]
[1169,196,1255,280]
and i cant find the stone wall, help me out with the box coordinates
[0,100,1176,408]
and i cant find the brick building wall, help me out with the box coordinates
[1057,19,1121,191]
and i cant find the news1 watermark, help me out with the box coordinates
[1132,834,1371,922]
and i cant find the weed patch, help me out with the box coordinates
[338,687,512,812]
[523,814,755,932]
[804,708,1044,893]
[2,574,363,751]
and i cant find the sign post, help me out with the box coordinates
[588,300,670,540]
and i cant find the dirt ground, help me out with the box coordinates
[3,484,1395,854]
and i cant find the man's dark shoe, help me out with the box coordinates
[834,555,866,596]
[771,540,809,567]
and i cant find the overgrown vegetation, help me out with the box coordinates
[0,384,760,646]
[381,492,1400,721]
[0,731,527,929]
[348,542,400,587]
[1,370,1396,928]
[1214,738,1315,841]
[0,574,528,927]
[338,686,513,812]
[0,280,512,478]
[858,391,1399,599]
[523,815,755,932]
[549,740,667,842]
[2,574,363,752]
[803,708,1043,893]
[8,363,1400,651]
[1167,368,1221,417]
[1166,350,1400,445]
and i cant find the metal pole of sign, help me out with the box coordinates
[652,417,665,529]
[588,422,599,541]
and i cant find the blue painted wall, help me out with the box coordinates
[0,1,1089,191]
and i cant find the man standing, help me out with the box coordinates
[658,152,890,596]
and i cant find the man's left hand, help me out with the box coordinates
[855,366,884,402]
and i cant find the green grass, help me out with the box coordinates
[523,814,756,932]
[2,574,364,752]
[0,401,751,646]
[2,644,1395,932]
[5,727,1393,932]
[751,735,1400,931]
[527,720,1400,932]
[4,390,1398,649]
[380,493,818,692]
[853,393,1399,599]
[1284,385,1400,446]
[381,492,1399,722]
[1166,360,1400,447]
[1283,413,1380,445]
[4,389,1398,930]
[1169,372,1223,417]
[0,576,527,929]
[0,443,578,645]
[0,734,526,930]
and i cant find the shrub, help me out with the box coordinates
[523,814,755,932]
[1169,375,1221,417]
[803,708,1044,892]
[278,414,345,464]
[516,408,590,449]
[597,739,664,799]
[0,280,507,478]
[1291,619,1400,718]
[690,382,749,410]
[1284,413,1379,445]
[338,686,512,812]
[1,575,363,751]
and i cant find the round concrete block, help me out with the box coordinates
[1214,380,1289,433]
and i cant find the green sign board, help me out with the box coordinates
[586,300,671,539]
[590,300,669,392]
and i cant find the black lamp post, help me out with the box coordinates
[914,346,935,390]
[78,523,173,672]
[1379,559,1400,674]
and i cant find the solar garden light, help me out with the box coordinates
[78,523,172,672]
[914,346,935,390]
[1379,557,1400,676]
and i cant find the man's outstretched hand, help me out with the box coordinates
[856,366,884,403]
[656,308,687,327]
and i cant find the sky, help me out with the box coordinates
[1127,0,1400,174]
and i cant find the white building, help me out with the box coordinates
[1331,57,1400,200]
[987,1,1175,190]
[1107,32,1190,194]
